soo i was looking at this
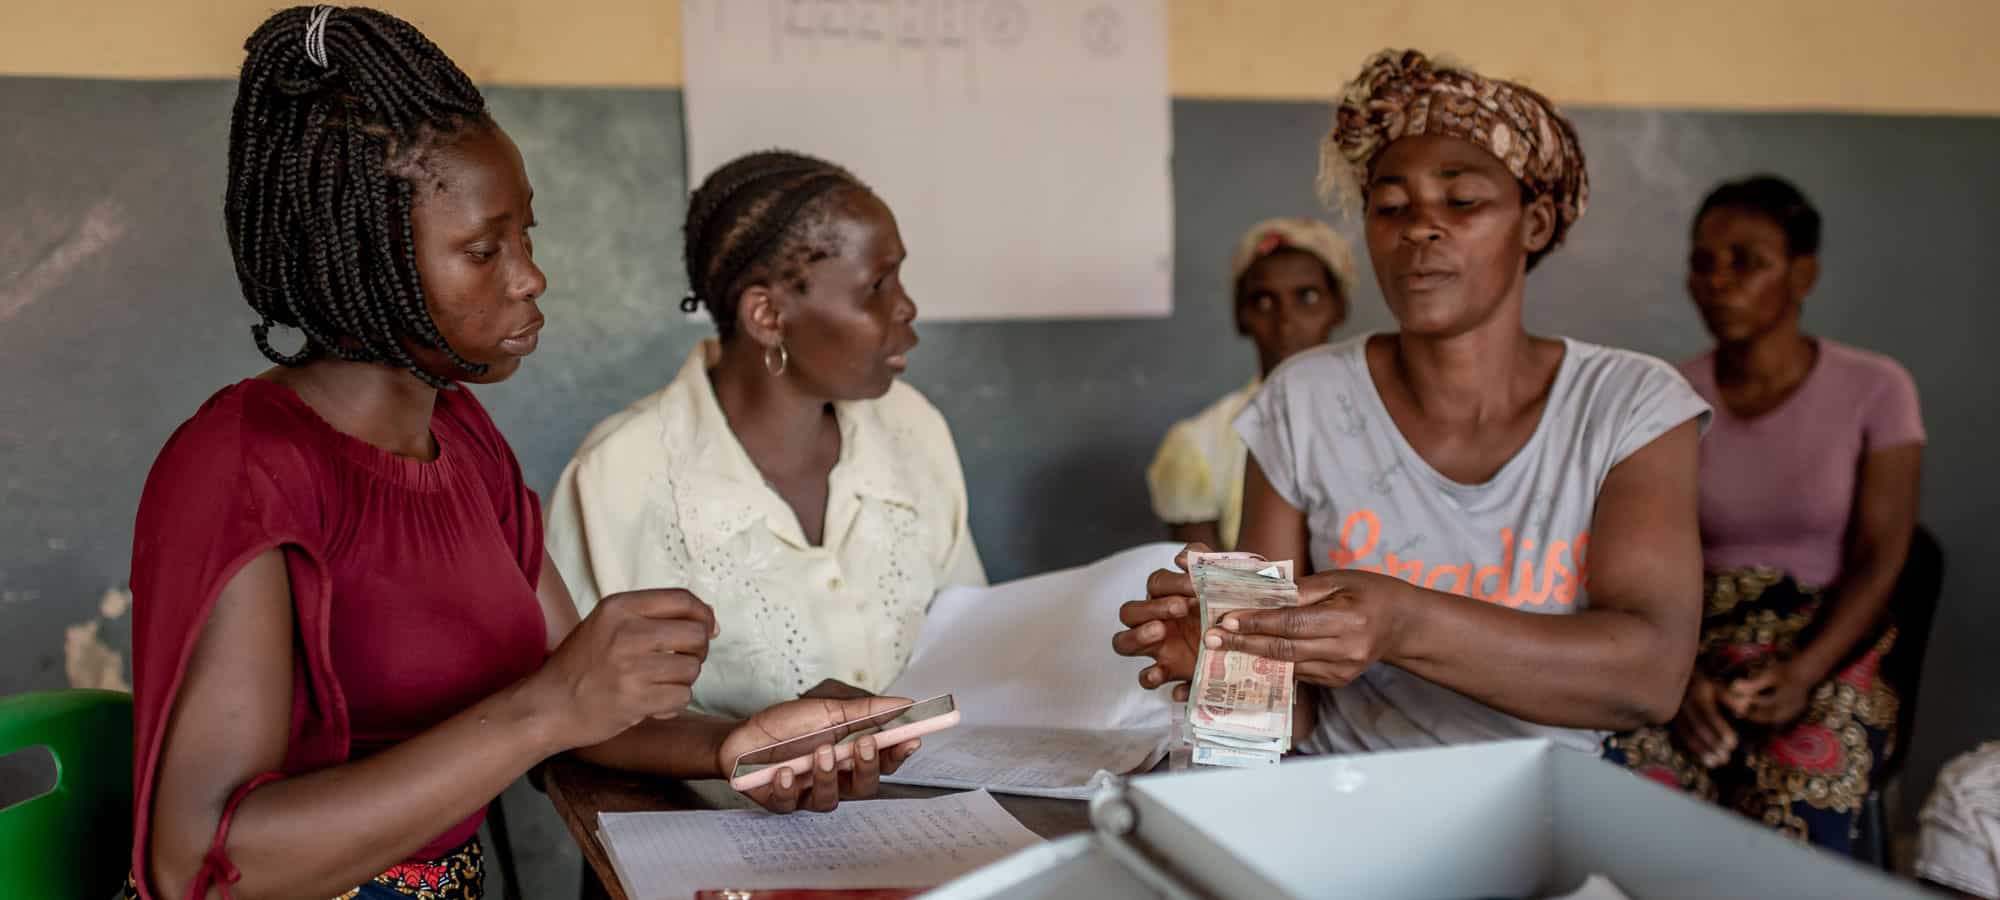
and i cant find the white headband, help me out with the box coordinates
[304,6,335,68]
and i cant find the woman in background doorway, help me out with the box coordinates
[1146,218,1354,550]
[1607,175,1925,854]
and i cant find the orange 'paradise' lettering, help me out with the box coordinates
[1471,528,1516,604]
[1382,552,1423,583]
[1507,537,1555,606]
[1549,539,1576,605]
[1327,509,1381,568]
[1322,512,1588,611]
[1572,533,1591,594]
[1424,563,1472,593]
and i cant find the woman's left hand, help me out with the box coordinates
[1724,660,1817,727]
[1203,569,1415,689]
[719,697,923,814]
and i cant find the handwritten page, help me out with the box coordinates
[598,790,1040,900]
[883,725,1165,799]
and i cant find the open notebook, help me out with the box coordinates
[597,790,1039,900]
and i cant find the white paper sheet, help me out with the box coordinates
[1543,874,1635,900]
[876,543,1181,795]
[598,790,1039,900]
[883,725,1165,799]
[680,0,1172,321]
[886,542,1181,733]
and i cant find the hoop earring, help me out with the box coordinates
[764,343,789,376]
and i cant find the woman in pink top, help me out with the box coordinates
[1607,175,1925,853]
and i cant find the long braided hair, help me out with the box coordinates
[227,5,492,388]
[681,151,871,341]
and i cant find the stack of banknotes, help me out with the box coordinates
[1184,551,1299,768]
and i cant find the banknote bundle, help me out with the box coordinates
[1184,551,1299,768]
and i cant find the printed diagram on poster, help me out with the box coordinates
[682,1,1173,321]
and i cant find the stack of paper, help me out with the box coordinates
[598,790,1040,900]
[875,725,1161,800]
[880,543,1181,797]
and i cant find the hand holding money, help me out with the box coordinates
[1113,545,1212,697]
[1204,567,1414,690]
[1184,550,1301,768]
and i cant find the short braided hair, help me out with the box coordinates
[682,150,870,341]
[1696,175,1822,258]
[227,5,492,388]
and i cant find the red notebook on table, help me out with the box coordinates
[693,890,925,899]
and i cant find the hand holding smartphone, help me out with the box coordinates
[727,694,958,792]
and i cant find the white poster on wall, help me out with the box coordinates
[681,0,1172,321]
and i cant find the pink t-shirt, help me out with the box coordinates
[1679,339,1925,587]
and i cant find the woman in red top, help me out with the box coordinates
[129,8,919,899]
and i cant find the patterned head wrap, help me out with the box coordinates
[1230,216,1356,293]
[1318,49,1589,251]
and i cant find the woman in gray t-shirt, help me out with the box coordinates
[1113,49,1711,756]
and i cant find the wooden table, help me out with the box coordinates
[542,753,1094,900]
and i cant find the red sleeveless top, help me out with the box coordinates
[128,379,548,898]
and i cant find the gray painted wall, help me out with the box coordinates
[3,78,1995,883]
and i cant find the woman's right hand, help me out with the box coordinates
[1112,544,1214,702]
[527,588,718,749]
[1672,675,1738,769]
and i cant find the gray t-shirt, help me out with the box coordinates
[1234,334,1710,755]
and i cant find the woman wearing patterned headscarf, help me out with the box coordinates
[1116,50,1711,758]
[1146,217,1356,551]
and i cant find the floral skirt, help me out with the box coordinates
[1603,569,1898,855]
[124,836,484,899]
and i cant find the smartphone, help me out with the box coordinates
[726,694,959,791]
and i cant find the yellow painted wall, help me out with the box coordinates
[0,0,682,88]
[1170,0,2000,115]
[2,0,1995,114]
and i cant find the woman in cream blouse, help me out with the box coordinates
[548,151,983,717]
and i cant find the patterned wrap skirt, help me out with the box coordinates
[1604,568,1898,855]
[125,835,484,899]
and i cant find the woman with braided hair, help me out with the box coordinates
[131,9,915,899]
[1115,50,1711,757]
[547,150,985,719]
